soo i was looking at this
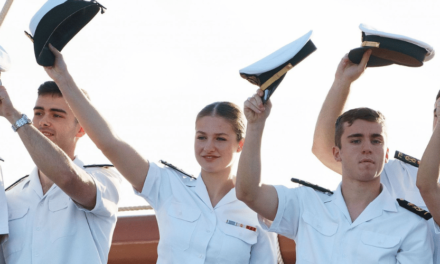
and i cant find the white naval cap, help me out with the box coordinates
[239,30,316,104]
[0,45,11,72]
[348,23,435,67]
[26,0,106,66]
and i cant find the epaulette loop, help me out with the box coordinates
[5,175,29,191]
[160,160,196,179]
[395,151,420,168]
[291,178,333,196]
[397,199,432,220]
[83,164,114,168]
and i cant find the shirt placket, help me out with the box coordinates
[193,208,217,264]
[31,196,47,262]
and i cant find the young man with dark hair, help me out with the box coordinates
[0,81,121,264]
[38,81,90,100]
[312,51,440,262]
[236,85,433,262]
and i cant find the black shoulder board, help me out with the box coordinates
[160,160,196,179]
[5,175,29,191]
[0,157,4,162]
[83,164,114,168]
[291,178,333,195]
[394,151,420,168]
[397,198,432,220]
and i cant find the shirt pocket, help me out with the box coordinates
[48,197,77,243]
[164,200,201,251]
[2,207,29,258]
[300,212,338,263]
[217,221,258,264]
[356,230,401,264]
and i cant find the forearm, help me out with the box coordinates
[236,122,264,201]
[53,73,148,191]
[55,74,118,151]
[312,79,351,174]
[417,125,440,223]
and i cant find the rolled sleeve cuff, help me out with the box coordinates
[73,174,104,213]
[133,162,160,199]
[258,185,286,233]
[0,226,7,236]
[74,170,120,217]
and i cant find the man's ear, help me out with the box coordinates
[76,126,86,138]
[333,146,342,162]
[385,148,389,163]
[237,138,245,153]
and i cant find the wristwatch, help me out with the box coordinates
[12,114,32,132]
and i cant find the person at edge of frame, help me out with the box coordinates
[235,86,434,263]
[312,49,440,262]
[415,91,440,251]
[0,159,7,243]
[0,80,121,263]
[41,43,279,264]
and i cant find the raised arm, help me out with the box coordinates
[416,98,440,226]
[0,86,96,209]
[312,50,371,174]
[236,90,278,221]
[44,44,148,192]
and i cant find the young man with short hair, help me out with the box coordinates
[0,82,121,264]
[312,51,440,262]
[236,88,433,263]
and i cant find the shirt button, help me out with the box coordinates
[36,226,41,231]
[206,229,210,233]
[199,254,204,259]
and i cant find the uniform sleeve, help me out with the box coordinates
[0,166,8,235]
[249,228,278,264]
[258,185,301,240]
[74,167,122,218]
[397,217,434,264]
[133,162,173,209]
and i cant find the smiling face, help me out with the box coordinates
[194,116,243,174]
[333,119,389,183]
[33,95,85,158]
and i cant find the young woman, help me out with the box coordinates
[43,44,278,264]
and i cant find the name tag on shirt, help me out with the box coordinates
[226,220,257,232]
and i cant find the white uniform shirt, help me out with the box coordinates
[0,157,121,264]
[0,160,7,235]
[259,183,433,264]
[382,159,440,263]
[135,162,278,264]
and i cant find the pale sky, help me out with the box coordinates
[0,0,439,208]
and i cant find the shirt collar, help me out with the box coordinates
[332,182,397,227]
[193,174,238,210]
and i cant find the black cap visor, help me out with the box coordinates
[241,40,316,104]
[348,35,428,67]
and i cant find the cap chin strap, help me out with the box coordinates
[260,63,293,91]
[362,41,380,48]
